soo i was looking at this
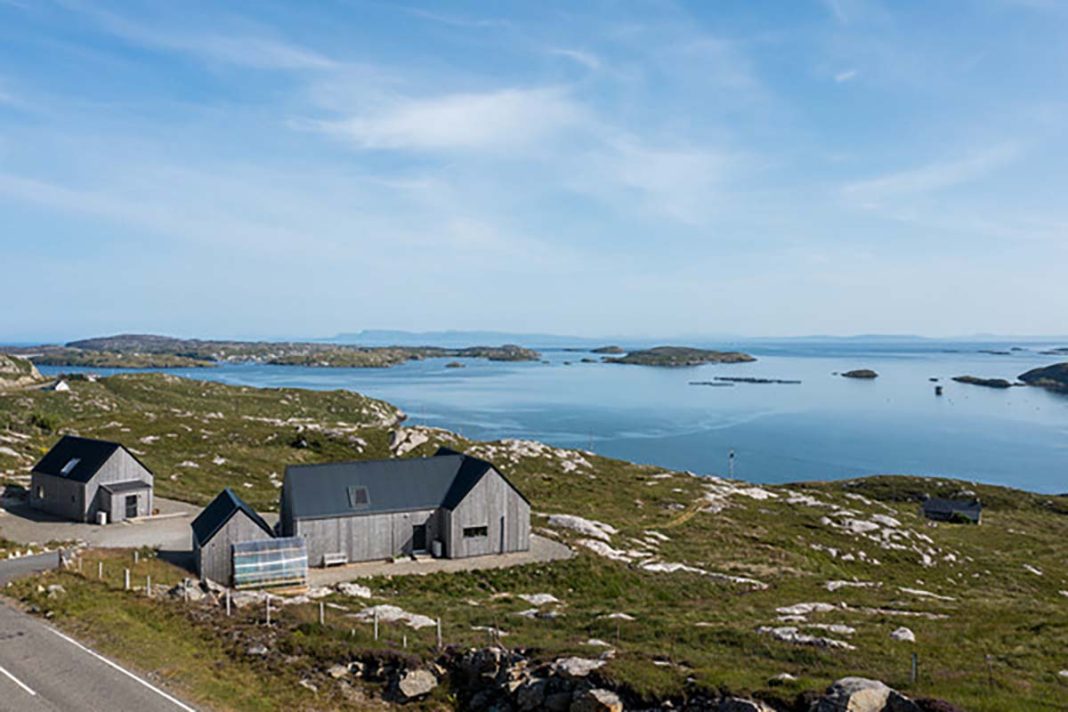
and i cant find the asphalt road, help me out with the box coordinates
[0,585,197,711]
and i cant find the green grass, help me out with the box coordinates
[3,374,1067,709]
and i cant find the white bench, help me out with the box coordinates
[322,552,348,567]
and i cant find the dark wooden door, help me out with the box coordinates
[412,524,427,553]
[125,495,138,519]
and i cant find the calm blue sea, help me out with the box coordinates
[40,340,1068,494]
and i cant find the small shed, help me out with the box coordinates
[192,488,274,585]
[922,497,982,524]
[30,435,153,523]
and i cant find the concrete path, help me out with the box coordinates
[0,551,59,586]
[309,533,573,586]
[0,600,198,711]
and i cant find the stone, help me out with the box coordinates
[326,664,349,679]
[571,688,623,712]
[337,582,372,598]
[298,679,317,693]
[890,627,916,643]
[814,677,921,712]
[768,673,797,686]
[46,584,66,598]
[397,669,437,700]
[246,644,269,656]
[554,657,606,678]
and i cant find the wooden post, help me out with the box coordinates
[266,596,271,626]
[436,617,442,650]
[225,590,231,617]
[134,550,139,564]
[98,561,103,579]
[402,634,407,649]
[146,575,151,597]
[124,568,130,590]
[319,601,325,625]
[373,609,379,641]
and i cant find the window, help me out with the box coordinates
[60,458,80,475]
[463,525,488,538]
[346,486,369,510]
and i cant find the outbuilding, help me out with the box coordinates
[191,488,275,585]
[280,448,530,567]
[30,435,153,523]
[922,497,982,524]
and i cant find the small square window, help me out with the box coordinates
[347,486,369,510]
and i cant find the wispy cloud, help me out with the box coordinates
[842,144,1021,205]
[63,3,336,70]
[311,87,586,152]
[403,7,510,30]
[834,69,859,83]
[548,48,602,71]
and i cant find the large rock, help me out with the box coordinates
[571,688,623,712]
[554,657,606,679]
[396,669,437,700]
[1019,362,1068,392]
[814,677,920,712]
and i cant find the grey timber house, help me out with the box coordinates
[922,497,982,524]
[192,488,274,585]
[30,435,153,523]
[280,448,530,567]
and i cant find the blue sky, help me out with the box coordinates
[1,0,1067,341]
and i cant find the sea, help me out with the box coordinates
[38,339,1068,494]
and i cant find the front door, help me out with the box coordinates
[412,524,427,553]
[125,495,138,519]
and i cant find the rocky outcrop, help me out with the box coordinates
[0,354,42,390]
[591,346,625,354]
[814,677,920,712]
[842,369,879,379]
[1018,362,1068,392]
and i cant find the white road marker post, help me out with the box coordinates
[146,575,151,597]
[436,617,442,650]
[97,561,103,579]
[134,550,139,564]
[319,601,324,625]
[373,609,379,641]
[265,596,271,626]
[226,589,231,616]
[124,569,130,591]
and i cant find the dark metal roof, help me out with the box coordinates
[923,498,982,519]
[32,435,122,483]
[282,449,521,521]
[192,488,273,546]
[99,480,152,494]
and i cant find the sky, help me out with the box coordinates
[1,0,1067,342]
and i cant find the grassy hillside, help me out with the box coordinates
[2,374,1067,709]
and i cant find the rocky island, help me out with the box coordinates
[952,375,1015,389]
[1018,362,1068,392]
[604,346,756,367]
[841,369,879,379]
[590,345,625,354]
[2,334,541,370]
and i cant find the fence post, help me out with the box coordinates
[373,609,379,641]
[436,617,442,650]
[98,561,103,579]
[226,590,231,617]
[146,575,151,597]
[266,596,271,626]
[319,601,324,625]
[403,634,407,649]
[124,569,130,591]
[134,550,139,565]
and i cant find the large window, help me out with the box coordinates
[60,458,80,475]
[463,525,488,538]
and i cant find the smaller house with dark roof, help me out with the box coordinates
[192,488,275,585]
[30,435,153,524]
[922,497,982,524]
[280,448,530,567]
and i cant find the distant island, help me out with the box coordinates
[1018,362,1068,392]
[952,375,1015,389]
[604,346,756,367]
[590,345,625,354]
[1,334,541,370]
[841,369,879,379]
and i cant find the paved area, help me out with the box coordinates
[0,599,198,711]
[0,495,202,550]
[0,552,59,586]
[309,533,573,586]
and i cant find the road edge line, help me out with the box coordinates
[0,663,37,696]
[47,627,196,711]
